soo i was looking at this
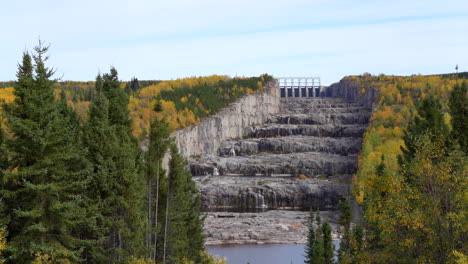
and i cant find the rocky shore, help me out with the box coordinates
[203,210,341,246]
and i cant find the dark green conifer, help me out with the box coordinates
[304,211,317,264]
[449,81,468,153]
[146,116,171,261]
[1,42,91,263]
[163,144,204,264]
[321,221,334,264]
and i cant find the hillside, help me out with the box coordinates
[0,74,273,139]
[340,73,468,263]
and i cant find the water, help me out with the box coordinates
[207,244,306,264]
[207,242,340,264]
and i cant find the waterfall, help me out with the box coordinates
[257,192,267,209]
[213,167,219,176]
[229,147,236,157]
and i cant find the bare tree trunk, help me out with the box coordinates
[118,231,122,261]
[163,172,170,264]
[147,172,152,259]
[153,161,160,261]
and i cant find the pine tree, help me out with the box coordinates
[449,81,468,153]
[1,42,91,263]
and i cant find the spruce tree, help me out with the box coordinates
[449,81,468,153]
[146,116,171,261]
[1,42,91,263]
[321,221,334,264]
[337,200,352,263]
[84,68,146,261]
[0,127,7,180]
[81,74,119,263]
[304,211,317,264]
[163,144,204,264]
[312,212,324,264]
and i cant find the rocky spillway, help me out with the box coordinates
[192,98,370,209]
[191,96,371,244]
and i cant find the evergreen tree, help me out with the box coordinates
[337,200,352,263]
[304,211,317,264]
[1,42,91,263]
[321,221,334,264]
[146,116,171,261]
[82,69,147,262]
[399,96,449,185]
[448,81,468,153]
[163,144,204,264]
[81,74,119,263]
[0,127,7,179]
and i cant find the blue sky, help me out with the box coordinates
[1,0,468,84]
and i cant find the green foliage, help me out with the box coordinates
[1,42,92,263]
[163,144,204,264]
[304,211,317,264]
[352,74,468,263]
[304,212,334,264]
[449,82,468,153]
[145,116,171,261]
[159,74,273,120]
[321,221,334,264]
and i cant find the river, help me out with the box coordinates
[207,242,340,264]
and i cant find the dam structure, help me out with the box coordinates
[175,77,374,245]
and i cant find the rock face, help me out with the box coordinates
[174,81,280,158]
[191,97,371,211]
[195,176,349,211]
[178,80,372,245]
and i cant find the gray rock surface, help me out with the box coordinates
[195,176,350,211]
[203,210,341,245]
[182,93,370,245]
[174,81,280,158]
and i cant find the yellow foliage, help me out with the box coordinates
[0,87,15,104]
[298,174,308,180]
[453,251,468,264]
[0,229,5,254]
[32,250,72,264]
[127,256,155,264]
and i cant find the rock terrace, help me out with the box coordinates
[192,97,371,244]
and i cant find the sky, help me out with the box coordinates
[1,0,468,85]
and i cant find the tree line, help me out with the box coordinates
[0,42,224,264]
[338,74,467,263]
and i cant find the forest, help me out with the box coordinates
[335,73,467,263]
[1,42,466,264]
[0,43,261,263]
[0,71,272,139]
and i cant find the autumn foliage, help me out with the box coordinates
[349,73,468,263]
[0,74,272,139]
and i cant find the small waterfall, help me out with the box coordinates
[213,167,219,176]
[229,147,236,157]
[257,192,267,209]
